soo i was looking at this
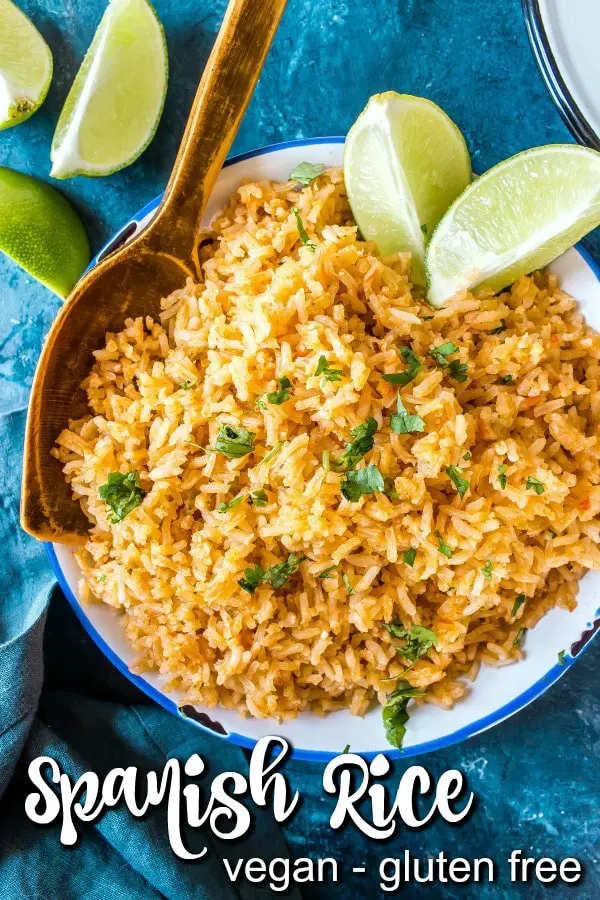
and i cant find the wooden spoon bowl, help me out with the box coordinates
[21,0,288,543]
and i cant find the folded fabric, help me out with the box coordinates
[0,409,300,899]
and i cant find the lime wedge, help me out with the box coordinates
[0,0,53,130]
[50,0,167,179]
[344,92,471,284]
[426,144,600,307]
[0,166,90,297]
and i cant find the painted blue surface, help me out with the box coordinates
[2,0,599,896]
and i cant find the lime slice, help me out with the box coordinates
[344,92,471,284]
[426,144,600,307]
[50,0,167,179]
[0,166,90,297]
[0,0,53,130]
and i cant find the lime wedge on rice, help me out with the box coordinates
[425,144,600,307]
[0,0,53,130]
[0,166,90,297]
[50,0,167,179]
[344,92,471,285]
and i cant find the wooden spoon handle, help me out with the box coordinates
[146,0,288,264]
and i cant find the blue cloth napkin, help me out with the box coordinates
[0,408,300,899]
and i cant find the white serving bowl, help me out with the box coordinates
[47,139,600,761]
[524,0,600,149]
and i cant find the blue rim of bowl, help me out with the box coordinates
[522,0,600,150]
[46,136,600,762]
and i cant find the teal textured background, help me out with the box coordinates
[1,0,599,896]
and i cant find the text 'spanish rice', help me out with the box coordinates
[54,168,600,734]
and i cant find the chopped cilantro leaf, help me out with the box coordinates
[250,489,268,507]
[463,451,472,461]
[214,423,255,459]
[318,566,337,579]
[384,476,398,499]
[261,442,282,465]
[435,531,453,558]
[448,359,469,382]
[558,649,566,666]
[429,341,459,367]
[341,464,384,501]
[390,394,425,435]
[548,529,557,538]
[342,572,356,595]
[178,379,199,390]
[314,355,344,384]
[446,465,470,499]
[240,553,306,594]
[266,375,292,405]
[291,207,316,250]
[99,471,146,524]
[427,341,467,381]
[264,553,306,589]
[482,560,493,578]
[514,627,526,648]
[491,319,507,334]
[512,594,526,617]
[382,620,406,640]
[382,345,423,386]
[339,474,366,503]
[288,162,325,185]
[218,494,245,513]
[383,621,438,662]
[238,564,265,595]
[500,374,514,384]
[526,476,545,495]
[498,464,507,490]
[333,418,378,471]
[403,549,417,567]
[382,680,424,748]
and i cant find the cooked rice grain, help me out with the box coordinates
[54,168,600,721]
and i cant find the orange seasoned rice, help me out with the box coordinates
[53,168,600,722]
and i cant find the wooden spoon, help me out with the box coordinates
[21,0,288,544]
